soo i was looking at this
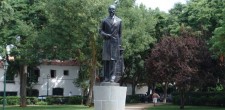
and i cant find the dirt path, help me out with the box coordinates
[125,103,154,110]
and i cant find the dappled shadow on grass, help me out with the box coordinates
[148,104,225,110]
[5,105,93,110]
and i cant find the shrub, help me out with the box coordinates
[0,96,39,105]
[46,97,57,105]
[46,96,83,105]
[0,96,19,105]
[68,96,82,104]
[126,95,141,103]
[36,101,47,105]
[27,97,38,105]
[7,96,19,105]
[172,92,225,107]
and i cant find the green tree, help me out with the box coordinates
[209,13,225,85]
[73,65,89,105]
[39,0,112,106]
[210,17,225,59]
[0,0,14,47]
[172,0,225,39]
[168,3,186,36]
[1,0,48,107]
[115,0,157,95]
[0,0,13,26]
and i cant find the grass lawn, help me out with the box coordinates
[5,105,93,110]
[148,104,225,110]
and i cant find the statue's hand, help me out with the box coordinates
[103,34,115,40]
[108,34,116,39]
[104,34,112,39]
[103,36,109,39]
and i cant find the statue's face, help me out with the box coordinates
[108,5,116,17]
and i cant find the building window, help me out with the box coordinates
[34,69,40,77]
[27,89,39,97]
[52,88,64,96]
[6,66,15,83]
[0,92,17,96]
[63,70,69,76]
[34,69,40,82]
[50,70,56,78]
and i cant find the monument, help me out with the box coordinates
[94,1,127,110]
[99,3,124,83]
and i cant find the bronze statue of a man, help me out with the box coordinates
[100,5,124,82]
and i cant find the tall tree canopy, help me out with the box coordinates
[168,0,225,39]
[1,0,225,108]
[145,30,216,108]
[0,0,48,107]
[114,0,157,94]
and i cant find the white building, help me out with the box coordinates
[1,60,148,97]
[0,62,20,96]
[0,60,81,97]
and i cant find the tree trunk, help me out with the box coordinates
[132,83,136,95]
[152,82,156,93]
[86,35,97,106]
[162,82,168,103]
[119,74,125,86]
[81,89,84,105]
[20,65,27,107]
[180,88,185,109]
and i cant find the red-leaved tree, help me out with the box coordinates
[145,33,216,108]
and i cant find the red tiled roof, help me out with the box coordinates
[0,61,3,68]
[41,60,79,66]
[0,60,79,68]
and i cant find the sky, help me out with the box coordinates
[135,0,187,13]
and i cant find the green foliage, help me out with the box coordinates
[1,0,225,108]
[118,3,157,57]
[209,17,225,58]
[67,96,83,104]
[116,1,158,95]
[5,96,19,105]
[168,3,186,36]
[169,0,225,39]
[172,92,225,106]
[0,96,38,105]
[149,104,225,110]
[38,0,111,60]
[208,84,224,92]
[215,84,224,91]
[26,97,38,105]
[36,101,47,105]
[0,96,19,105]
[0,0,14,26]
[5,105,92,110]
[46,96,83,105]
[0,0,14,46]
[126,95,141,103]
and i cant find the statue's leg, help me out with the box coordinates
[103,61,110,81]
[110,60,116,82]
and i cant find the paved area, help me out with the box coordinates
[125,103,154,110]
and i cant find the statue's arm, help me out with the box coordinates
[118,21,122,46]
[119,21,122,38]
[99,20,111,39]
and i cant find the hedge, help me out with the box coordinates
[172,92,225,107]
[0,96,38,105]
[46,96,85,105]
[0,96,85,105]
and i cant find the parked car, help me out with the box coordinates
[159,94,172,102]
[136,94,151,103]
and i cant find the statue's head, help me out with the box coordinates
[108,5,116,17]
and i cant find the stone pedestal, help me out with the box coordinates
[94,82,127,110]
